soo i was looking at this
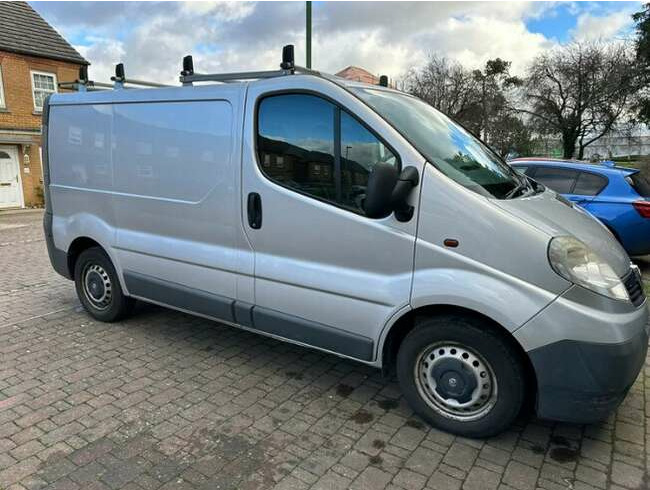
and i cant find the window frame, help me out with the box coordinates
[254,89,402,217]
[30,70,58,113]
[0,64,5,109]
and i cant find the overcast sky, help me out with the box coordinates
[30,1,642,84]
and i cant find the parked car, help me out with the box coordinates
[43,48,648,438]
[509,158,650,256]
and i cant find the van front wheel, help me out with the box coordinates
[74,247,134,322]
[396,315,525,438]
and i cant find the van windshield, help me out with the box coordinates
[351,88,523,199]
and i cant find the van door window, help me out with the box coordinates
[340,111,397,212]
[257,93,398,215]
[258,94,337,203]
[530,167,579,194]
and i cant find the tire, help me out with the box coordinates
[396,315,525,438]
[74,247,134,322]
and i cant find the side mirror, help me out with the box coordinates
[391,166,419,222]
[364,164,398,219]
[364,165,419,221]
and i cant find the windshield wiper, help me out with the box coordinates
[505,176,533,199]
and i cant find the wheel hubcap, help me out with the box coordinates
[82,264,112,311]
[414,342,497,421]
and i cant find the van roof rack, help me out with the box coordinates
[59,64,174,92]
[58,45,327,93]
[179,44,318,85]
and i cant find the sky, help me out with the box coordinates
[30,1,643,85]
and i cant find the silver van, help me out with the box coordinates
[43,48,648,437]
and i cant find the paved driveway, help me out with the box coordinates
[0,210,648,490]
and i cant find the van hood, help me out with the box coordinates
[494,189,631,278]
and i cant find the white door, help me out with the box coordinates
[0,146,23,209]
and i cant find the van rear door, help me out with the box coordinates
[240,78,425,362]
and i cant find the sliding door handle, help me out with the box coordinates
[247,192,262,229]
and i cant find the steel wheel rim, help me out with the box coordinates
[414,341,497,421]
[82,263,112,311]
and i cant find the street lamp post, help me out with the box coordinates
[306,1,312,69]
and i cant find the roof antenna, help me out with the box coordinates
[379,75,388,87]
[111,63,125,89]
[280,45,295,74]
[181,55,194,86]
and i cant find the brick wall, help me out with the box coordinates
[0,50,81,206]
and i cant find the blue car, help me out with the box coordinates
[510,158,650,256]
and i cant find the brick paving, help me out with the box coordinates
[0,209,649,490]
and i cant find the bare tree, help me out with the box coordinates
[521,42,640,159]
[402,55,481,127]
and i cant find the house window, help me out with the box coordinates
[31,71,57,112]
[0,65,5,108]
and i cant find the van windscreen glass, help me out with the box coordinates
[351,88,523,199]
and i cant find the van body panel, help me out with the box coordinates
[241,76,426,352]
[413,165,570,332]
[494,189,630,277]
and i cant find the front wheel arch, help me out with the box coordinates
[381,305,536,408]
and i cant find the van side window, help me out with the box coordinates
[257,93,398,215]
[531,167,579,194]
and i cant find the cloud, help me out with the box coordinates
[571,10,635,42]
[29,1,637,87]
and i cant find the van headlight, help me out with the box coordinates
[548,236,629,302]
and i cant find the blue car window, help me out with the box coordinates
[531,167,579,194]
[573,172,608,196]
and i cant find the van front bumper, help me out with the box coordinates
[515,285,649,423]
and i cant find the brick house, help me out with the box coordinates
[0,2,88,209]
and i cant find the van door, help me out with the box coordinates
[240,79,423,362]
[113,90,252,322]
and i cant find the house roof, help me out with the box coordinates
[335,66,379,84]
[0,2,88,65]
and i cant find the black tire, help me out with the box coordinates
[74,247,134,322]
[396,315,525,438]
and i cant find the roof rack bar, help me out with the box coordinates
[179,65,317,84]
[179,44,318,85]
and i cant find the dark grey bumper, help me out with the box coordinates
[43,211,71,280]
[530,326,648,423]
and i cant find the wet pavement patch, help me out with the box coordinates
[377,398,399,410]
[285,371,303,380]
[372,439,386,449]
[550,446,579,463]
[336,383,354,397]
[549,435,578,463]
[531,444,546,454]
[405,419,425,430]
[349,409,374,424]
[368,454,383,465]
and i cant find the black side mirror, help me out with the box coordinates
[364,164,398,219]
[391,166,420,222]
[364,165,419,221]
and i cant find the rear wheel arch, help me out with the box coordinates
[67,237,104,278]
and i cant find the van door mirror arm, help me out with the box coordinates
[391,166,419,222]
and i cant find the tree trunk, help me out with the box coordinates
[562,134,576,159]
[577,145,585,160]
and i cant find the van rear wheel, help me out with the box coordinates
[74,247,134,322]
[396,315,525,438]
